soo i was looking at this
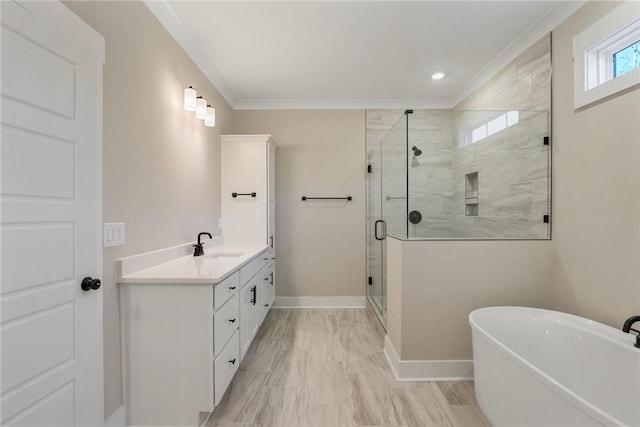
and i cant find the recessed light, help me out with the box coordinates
[431,72,445,80]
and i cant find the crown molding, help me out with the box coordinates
[450,0,587,108]
[234,98,452,110]
[143,0,237,107]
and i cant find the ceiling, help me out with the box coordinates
[146,1,584,109]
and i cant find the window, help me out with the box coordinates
[573,2,640,109]
[460,111,519,147]
[470,111,519,144]
[613,40,640,77]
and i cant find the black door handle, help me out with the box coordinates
[229,358,236,365]
[374,220,386,241]
[81,277,101,291]
[250,286,257,305]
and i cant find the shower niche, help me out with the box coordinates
[465,172,478,216]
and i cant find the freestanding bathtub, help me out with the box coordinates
[469,306,640,427]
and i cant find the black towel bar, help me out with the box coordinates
[301,196,352,201]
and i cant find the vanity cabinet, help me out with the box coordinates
[121,250,268,426]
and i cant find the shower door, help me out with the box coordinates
[367,113,408,327]
[367,142,385,323]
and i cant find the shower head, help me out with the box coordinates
[412,146,422,156]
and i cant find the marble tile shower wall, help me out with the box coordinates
[454,35,551,112]
[450,110,549,238]
[408,110,455,238]
[451,34,551,239]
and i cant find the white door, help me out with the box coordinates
[1,2,104,426]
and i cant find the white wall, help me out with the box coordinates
[550,0,640,326]
[233,110,366,300]
[64,1,233,420]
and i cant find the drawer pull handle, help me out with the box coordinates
[229,286,236,290]
[264,277,269,281]
[264,304,269,307]
[229,358,236,365]
[229,318,236,323]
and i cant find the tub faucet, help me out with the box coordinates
[193,232,212,257]
[622,315,640,348]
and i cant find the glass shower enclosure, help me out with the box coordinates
[366,109,550,328]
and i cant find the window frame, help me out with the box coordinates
[573,1,640,109]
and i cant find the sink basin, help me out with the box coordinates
[204,252,244,259]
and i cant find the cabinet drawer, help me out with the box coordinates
[214,331,240,406]
[239,255,266,285]
[258,267,270,298]
[214,272,240,310]
[260,282,275,310]
[214,293,239,356]
[264,247,275,261]
[258,284,274,327]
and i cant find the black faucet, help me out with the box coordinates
[193,232,212,257]
[622,315,640,348]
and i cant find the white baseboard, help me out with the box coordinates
[273,296,366,308]
[383,336,474,381]
[105,405,126,427]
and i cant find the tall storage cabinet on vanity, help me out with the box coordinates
[221,134,277,358]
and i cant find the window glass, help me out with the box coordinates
[613,39,640,77]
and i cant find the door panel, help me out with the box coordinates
[1,305,75,393]
[1,126,75,199]
[7,383,75,427]
[1,223,74,294]
[1,24,76,119]
[0,2,104,425]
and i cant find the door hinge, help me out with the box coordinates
[543,136,550,146]
[368,276,373,285]
[543,214,549,223]
[367,164,372,173]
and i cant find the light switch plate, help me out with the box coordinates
[104,223,125,247]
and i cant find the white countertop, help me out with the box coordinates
[118,244,269,284]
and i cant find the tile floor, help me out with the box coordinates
[207,308,490,427]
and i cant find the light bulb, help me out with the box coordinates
[184,86,196,111]
[204,105,215,127]
[196,97,207,120]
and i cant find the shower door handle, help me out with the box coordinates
[375,220,386,241]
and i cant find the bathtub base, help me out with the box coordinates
[472,330,606,427]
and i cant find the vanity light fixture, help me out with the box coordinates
[431,72,445,80]
[184,86,197,111]
[204,105,215,127]
[184,86,215,127]
[195,96,207,120]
